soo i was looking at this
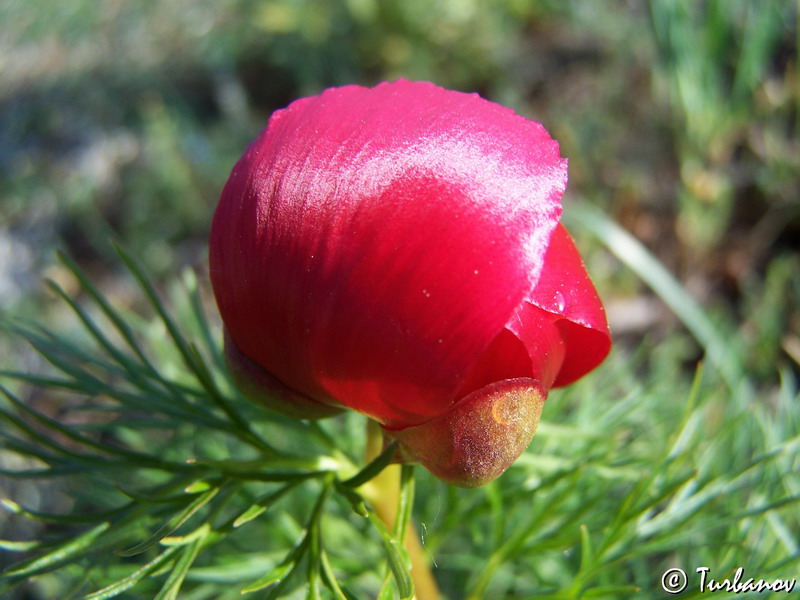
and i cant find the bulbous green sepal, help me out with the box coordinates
[384,378,546,487]
[223,330,345,419]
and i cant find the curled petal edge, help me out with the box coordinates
[384,378,546,488]
[224,330,345,420]
[529,223,611,388]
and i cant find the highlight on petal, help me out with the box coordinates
[210,80,569,427]
[385,378,547,488]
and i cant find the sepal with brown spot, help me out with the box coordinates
[384,378,546,487]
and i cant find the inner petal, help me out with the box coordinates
[455,329,531,399]
[456,302,566,399]
[507,302,566,390]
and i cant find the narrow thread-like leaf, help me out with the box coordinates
[241,479,332,596]
[319,550,349,600]
[0,539,42,552]
[114,243,278,456]
[394,465,415,543]
[242,562,294,595]
[57,250,157,371]
[160,522,212,546]
[367,512,413,599]
[229,480,304,529]
[117,486,219,557]
[11,325,234,433]
[153,536,205,600]
[1,498,131,525]
[577,524,594,581]
[80,545,181,600]
[0,385,200,473]
[184,268,226,371]
[334,483,368,518]
[1,522,110,579]
[341,441,398,488]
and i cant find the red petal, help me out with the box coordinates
[457,224,610,394]
[210,80,567,426]
[526,223,611,387]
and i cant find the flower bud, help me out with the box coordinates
[210,80,611,486]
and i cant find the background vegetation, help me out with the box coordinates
[1,1,798,598]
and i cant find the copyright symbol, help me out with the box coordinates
[661,568,687,594]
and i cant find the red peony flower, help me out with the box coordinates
[210,80,611,487]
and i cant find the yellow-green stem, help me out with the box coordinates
[360,419,440,600]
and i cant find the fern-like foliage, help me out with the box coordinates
[0,246,415,600]
[1,228,799,599]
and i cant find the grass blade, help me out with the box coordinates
[568,205,751,402]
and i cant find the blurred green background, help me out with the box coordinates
[1,1,799,598]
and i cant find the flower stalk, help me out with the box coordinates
[360,419,440,600]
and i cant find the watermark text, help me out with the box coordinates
[661,567,797,594]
